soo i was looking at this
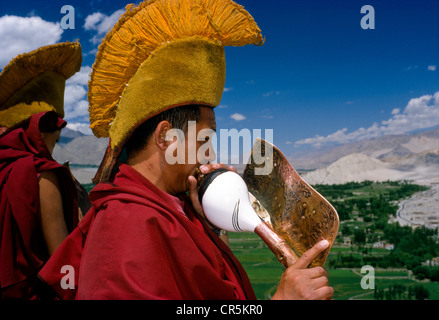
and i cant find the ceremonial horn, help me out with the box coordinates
[198,139,339,269]
[242,138,339,267]
[198,169,298,268]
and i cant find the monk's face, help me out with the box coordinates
[166,106,216,194]
[41,129,61,155]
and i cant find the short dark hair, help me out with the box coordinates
[39,111,66,133]
[124,105,201,159]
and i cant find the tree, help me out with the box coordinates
[341,225,351,237]
[354,229,366,245]
[414,285,430,300]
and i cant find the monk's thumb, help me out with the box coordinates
[293,240,329,269]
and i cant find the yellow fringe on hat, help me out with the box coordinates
[0,42,82,109]
[88,0,264,138]
[0,102,55,128]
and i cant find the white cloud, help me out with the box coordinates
[391,108,400,115]
[66,122,93,135]
[428,65,437,71]
[296,91,439,147]
[84,9,124,44]
[67,65,91,86]
[0,15,63,68]
[64,95,89,120]
[83,12,105,31]
[64,66,92,120]
[223,87,233,92]
[230,113,246,121]
[64,85,86,105]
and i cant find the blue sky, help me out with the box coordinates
[1,0,438,157]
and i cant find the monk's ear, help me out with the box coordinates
[154,121,171,151]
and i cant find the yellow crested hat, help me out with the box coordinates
[89,0,263,182]
[0,42,82,128]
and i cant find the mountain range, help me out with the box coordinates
[53,126,439,185]
[296,127,439,185]
[287,127,439,170]
[53,128,109,166]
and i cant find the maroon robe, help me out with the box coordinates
[0,111,78,299]
[39,163,256,300]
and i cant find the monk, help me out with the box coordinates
[0,111,79,299]
[78,105,333,299]
[39,0,333,300]
[0,42,81,299]
[39,105,333,300]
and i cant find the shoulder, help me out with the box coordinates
[94,199,170,228]
[39,170,59,182]
[38,170,61,195]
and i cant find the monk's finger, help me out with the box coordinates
[199,163,236,175]
[292,240,329,269]
[199,163,221,174]
[228,165,237,173]
[308,266,329,279]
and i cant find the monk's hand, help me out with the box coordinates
[188,163,237,219]
[272,240,334,300]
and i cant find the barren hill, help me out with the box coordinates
[302,153,407,185]
[289,127,439,170]
[53,128,108,166]
[302,150,439,185]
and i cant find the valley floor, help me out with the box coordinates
[390,176,439,234]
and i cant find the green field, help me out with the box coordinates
[228,180,438,300]
[229,232,439,300]
[228,233,285,299]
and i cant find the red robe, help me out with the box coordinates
[39,163,256,300]
[0,111,78,299]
